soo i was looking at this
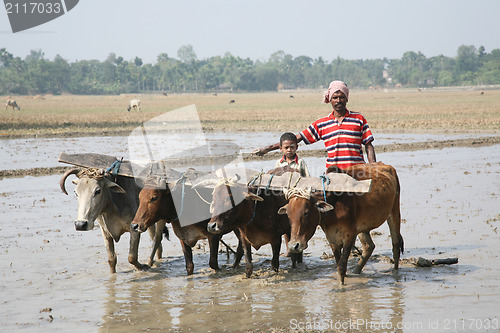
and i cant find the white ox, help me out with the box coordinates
[127,99,141,112]
[60,168,167,273]
[5,99,20,110]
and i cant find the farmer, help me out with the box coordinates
[275,132,310,177]
[252,80,376,170]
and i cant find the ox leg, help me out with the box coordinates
[271,238,281,272]
[180,241,194,275]
[128,230,148,270]
[354,232,376,274]
[338,238,355,285]
[283,234,291,257]
[208,235,221,271]
[147,221,165,267]
[298,252,303,264]
[387,215,404,271]
[330,243,341,266]
[100,229,117,273]
[241,237,253,278]
[232,231,244,268]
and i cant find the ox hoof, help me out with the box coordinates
[353,266,362,274]
[149,260,160,268]
[134,263,149,271]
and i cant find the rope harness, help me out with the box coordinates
[105,158,123,181]
[77,168,104,180]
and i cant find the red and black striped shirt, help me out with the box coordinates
[300,109,374,169]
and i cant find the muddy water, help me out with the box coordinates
[1,132,496,171]
[1,144,500,332]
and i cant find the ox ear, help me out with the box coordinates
[245,192,264,201]
[315,201,334,212]
[104,179,126,194]
[277,204,288,215]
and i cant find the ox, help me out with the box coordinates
[131,181,243,275]
[204,167,302,278]
[5,99,20,110]
[60,168,166,273]
[278,162,403,284]
[127,99,141,112]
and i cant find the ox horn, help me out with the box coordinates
[60,167,81,195]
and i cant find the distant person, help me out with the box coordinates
[274,132,310,177]
[253,80,376,170]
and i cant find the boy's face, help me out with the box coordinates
[280,140,298,159]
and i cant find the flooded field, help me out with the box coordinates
[1,137,500,332]
[1,132,497,171]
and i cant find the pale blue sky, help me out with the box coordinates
[2,0,499,63]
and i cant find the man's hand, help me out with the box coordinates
[251,147,268,156]
[365,142,377,163]
[251,142,281,156]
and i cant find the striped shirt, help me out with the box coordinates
[300,110,374,169]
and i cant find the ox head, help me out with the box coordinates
[60,168,125,231]
[131,187,172,233]
[200,176,263,234]
[278,188,333,253]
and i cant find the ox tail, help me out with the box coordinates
[163,225,170,241]
[393,168,404,255]
[399,233,404,254]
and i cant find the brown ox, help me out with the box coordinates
[205,167,302,278]
[131,183,243,275]
[278,162,403,284]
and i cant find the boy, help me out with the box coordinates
[275,132,310,177]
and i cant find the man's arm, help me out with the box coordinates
[251,134,303,156]
[365,142,376,163]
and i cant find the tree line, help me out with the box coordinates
[1,44,499,95]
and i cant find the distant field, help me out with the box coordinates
[1,88,499,138]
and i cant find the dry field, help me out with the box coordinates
[1,88,500,138]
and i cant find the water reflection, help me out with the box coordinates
[98,255,411,332]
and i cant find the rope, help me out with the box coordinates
[265,173,274,191]
[284,172,302,191]
[171,177,186,223]
[192,187,211,205]
[284,187,311,201]
[292,175,302,189]
[319,174,330,202]
[247,172,264,187]
[77,168,104,180]
[105,158,123,180]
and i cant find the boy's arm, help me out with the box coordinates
[252,134,303,156]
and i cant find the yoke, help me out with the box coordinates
[59,152,371,193]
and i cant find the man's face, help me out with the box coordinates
[330,90,348,113]
[280,140,298,159]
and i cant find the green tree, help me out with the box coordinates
[177,45,197,63]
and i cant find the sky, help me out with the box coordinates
[1,0,500,64]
